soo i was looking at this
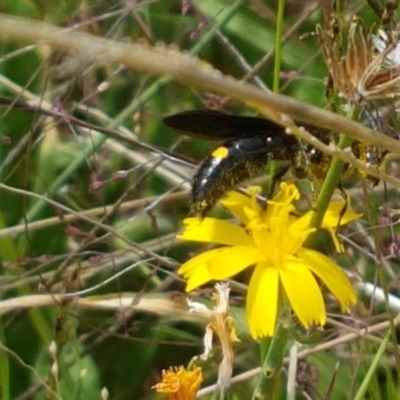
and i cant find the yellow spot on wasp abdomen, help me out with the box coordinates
[211,146,229,159]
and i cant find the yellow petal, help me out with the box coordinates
[279,258,326,328]
[178,248,223,291]
[207,246,262,280]
[324,226,344,253]
[297,248,357,311]
[322,201,362,227]
[287,212,313,234]
[246,263,279,338]
[291,201,361,233]
[219,190,260,224]
[153,365,202,396]
[178,218,253,247]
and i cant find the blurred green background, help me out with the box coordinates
[0,1,399,399]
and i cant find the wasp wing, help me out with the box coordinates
[163,110,287,141]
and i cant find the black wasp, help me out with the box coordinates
[163,110,384,219]
[163,110,321,219]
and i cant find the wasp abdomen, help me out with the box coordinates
[191,135,298,219]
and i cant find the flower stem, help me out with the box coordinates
[252,323,290,400]
[309,106,361,229]
[273,0,285,93]
[309,133,353,229]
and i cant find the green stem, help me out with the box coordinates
[354,329,391,400]
[259,336,273,362]
[252,324,290,400]
[309,133,353,229]
[0,321,9,400]
[309,106,361,229]
[273,0,285,93]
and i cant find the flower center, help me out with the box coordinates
[245,185,315,267]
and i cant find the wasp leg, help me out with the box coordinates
[266,164,291,199]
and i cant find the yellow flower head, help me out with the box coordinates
[178,183,358,338]
[153,365,202,400]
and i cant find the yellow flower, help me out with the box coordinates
[153,366,202,400]
[178,184,358,338]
